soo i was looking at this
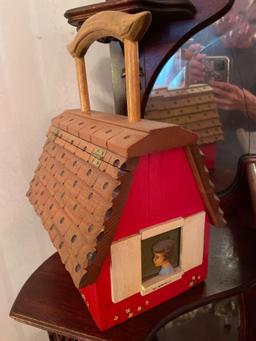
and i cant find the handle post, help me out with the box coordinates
[124,39,141,122]
[75,57,90,113]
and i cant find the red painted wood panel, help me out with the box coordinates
[115,148,205,240]
[81,148,210,330]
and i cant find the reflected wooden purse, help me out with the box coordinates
[27,10,225,331]
[146,85,224,146]
[145,85,224,168]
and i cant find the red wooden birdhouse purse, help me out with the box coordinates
[27,10,225,331]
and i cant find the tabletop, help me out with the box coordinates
[10,219,256,341]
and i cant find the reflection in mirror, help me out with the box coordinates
[145,0,256,193]
[155,296,241,341]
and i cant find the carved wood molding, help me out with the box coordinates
[64,0,196,28]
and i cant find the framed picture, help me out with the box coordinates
[110,212,205,302]
[140,217,184,295]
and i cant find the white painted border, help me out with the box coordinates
[141,267,184,296]
[140,217,184,240]
[110,212,206,300]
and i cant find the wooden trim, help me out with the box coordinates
[185,146,218,226]
[141,268,184,296]
[185,145,226,227]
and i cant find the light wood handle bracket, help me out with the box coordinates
[68,11,152,120]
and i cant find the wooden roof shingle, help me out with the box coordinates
[28,110,206,288]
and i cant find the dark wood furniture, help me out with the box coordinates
[10,0,256,340]
[9,220,256,341]
[64,0,235,113]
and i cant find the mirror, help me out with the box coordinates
[155,296,241,341]
[145,0,256,193]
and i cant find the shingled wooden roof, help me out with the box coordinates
[27,109,226,288]
[145,85,224,145]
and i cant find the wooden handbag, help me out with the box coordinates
[27,10,225,330]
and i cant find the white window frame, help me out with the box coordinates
[110,211,206,302]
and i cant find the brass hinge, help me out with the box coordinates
[89,147,107,168]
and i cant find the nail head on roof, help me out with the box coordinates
[103,182,109,190]
[87,252,96,265]
[88,224,94,232]
[75,264,81,272]
[113,159,120,167]
[71,235,77,243]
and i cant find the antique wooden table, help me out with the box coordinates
[10,212,256,340]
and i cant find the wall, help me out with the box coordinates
[0,0,114,340]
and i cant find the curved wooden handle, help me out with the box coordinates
[68,11,152,120]
[68,11,151,58]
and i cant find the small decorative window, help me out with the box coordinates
[110,211,205,303]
